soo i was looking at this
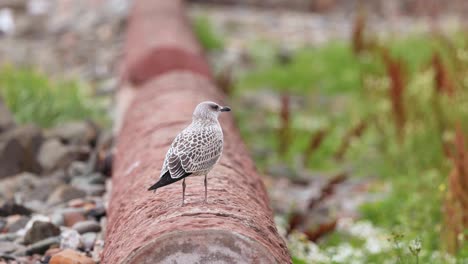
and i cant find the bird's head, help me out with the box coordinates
[193,101,231,122]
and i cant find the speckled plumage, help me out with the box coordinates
[148,101,231,205]
[160,119,224,179]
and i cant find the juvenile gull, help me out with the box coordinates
[148,101,231,205]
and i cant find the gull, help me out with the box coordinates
[148,101,231,206]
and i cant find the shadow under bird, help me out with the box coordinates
[148,101,231,205]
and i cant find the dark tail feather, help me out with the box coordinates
[148,171,191,191]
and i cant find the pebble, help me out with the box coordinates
[47,185,87,205]
[63,211,86,227]
[49,248,95,264]
[5,215,29,233]
[80,232,97,251]
[50,212,64,226]
[24,221,60,245]
[87,205,106,220]
[72,220,101,234]
[24,236,60,255]
[0,217,6,231]
[0,202,32,217]
[60,229,81,250]
[0,233,18,241]
[44,247,63,257]
[0,241,21,254]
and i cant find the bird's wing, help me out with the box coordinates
[161,126,223,179]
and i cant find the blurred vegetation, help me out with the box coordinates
[229,29,468,262]
[0,65,107,127]
[193,15,224,52]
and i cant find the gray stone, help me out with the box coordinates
[23,200,47,214]
[38,139,77,172]
[0,172,63,203]
[47,185,86,205]
[0,172,40,201]
[72,220,101,234]
[87,173,106,185]
[24,236,60,255]
[68,161,89,178]
[0,233,19,241]
[0,0,28,11]
[71,173,106,196]
[24,221,60,245]
[0,241,23,254]
[0,202,32,216]
[50,212,64,226]
[0,124,43,174]
[45,121,99,146]
[84,184,106,196]
[80,232,96,251]
[4,215,29,233]
[0,138,23,178]
[60,229,81,250]
[0,217,5,230]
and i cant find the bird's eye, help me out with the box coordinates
[210,105,219,111]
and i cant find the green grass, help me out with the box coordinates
[0,65,107,127]
[232,33,468,262]
[192,16,224,52]
[237,42,366,94]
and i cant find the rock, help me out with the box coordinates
[0,138,23,178]
[80,184,106,197]
[23,200,47,214]
[0,0,28,11]
[67,199,87,208]
[71,173,105,186]
[44,247,62,258]
[68,161,89,178]
[0,172,61,203]
[0,217,5,231]
[60,229,81,250]
[45,121,99,146]
[91,239,104,262]
[0,172,40,201]
[0,241,21,254]
[50,212,64,227]
[4,215,29,233]
[0,254,17,262]
[38,139,76,172]
[87,173,106,185]
[72,220,101,234]
[24,221,60,245]
[0,97,14,133]
[0,233,19,242]
[99,217,107,238]
[49,249,95,264]
[0,202,32,217]
[0,124,43,174]
[71,175,106,196]
[47,185,86,205]
[24,236,60,255]
[86,205,106,220]
[63,211,86,227]
[80,232,96,251]
[22,172,64,202]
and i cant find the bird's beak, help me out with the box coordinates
[220,106,231,112]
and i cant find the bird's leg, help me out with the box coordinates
[182,178,186,206]
[204,174,208,204]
